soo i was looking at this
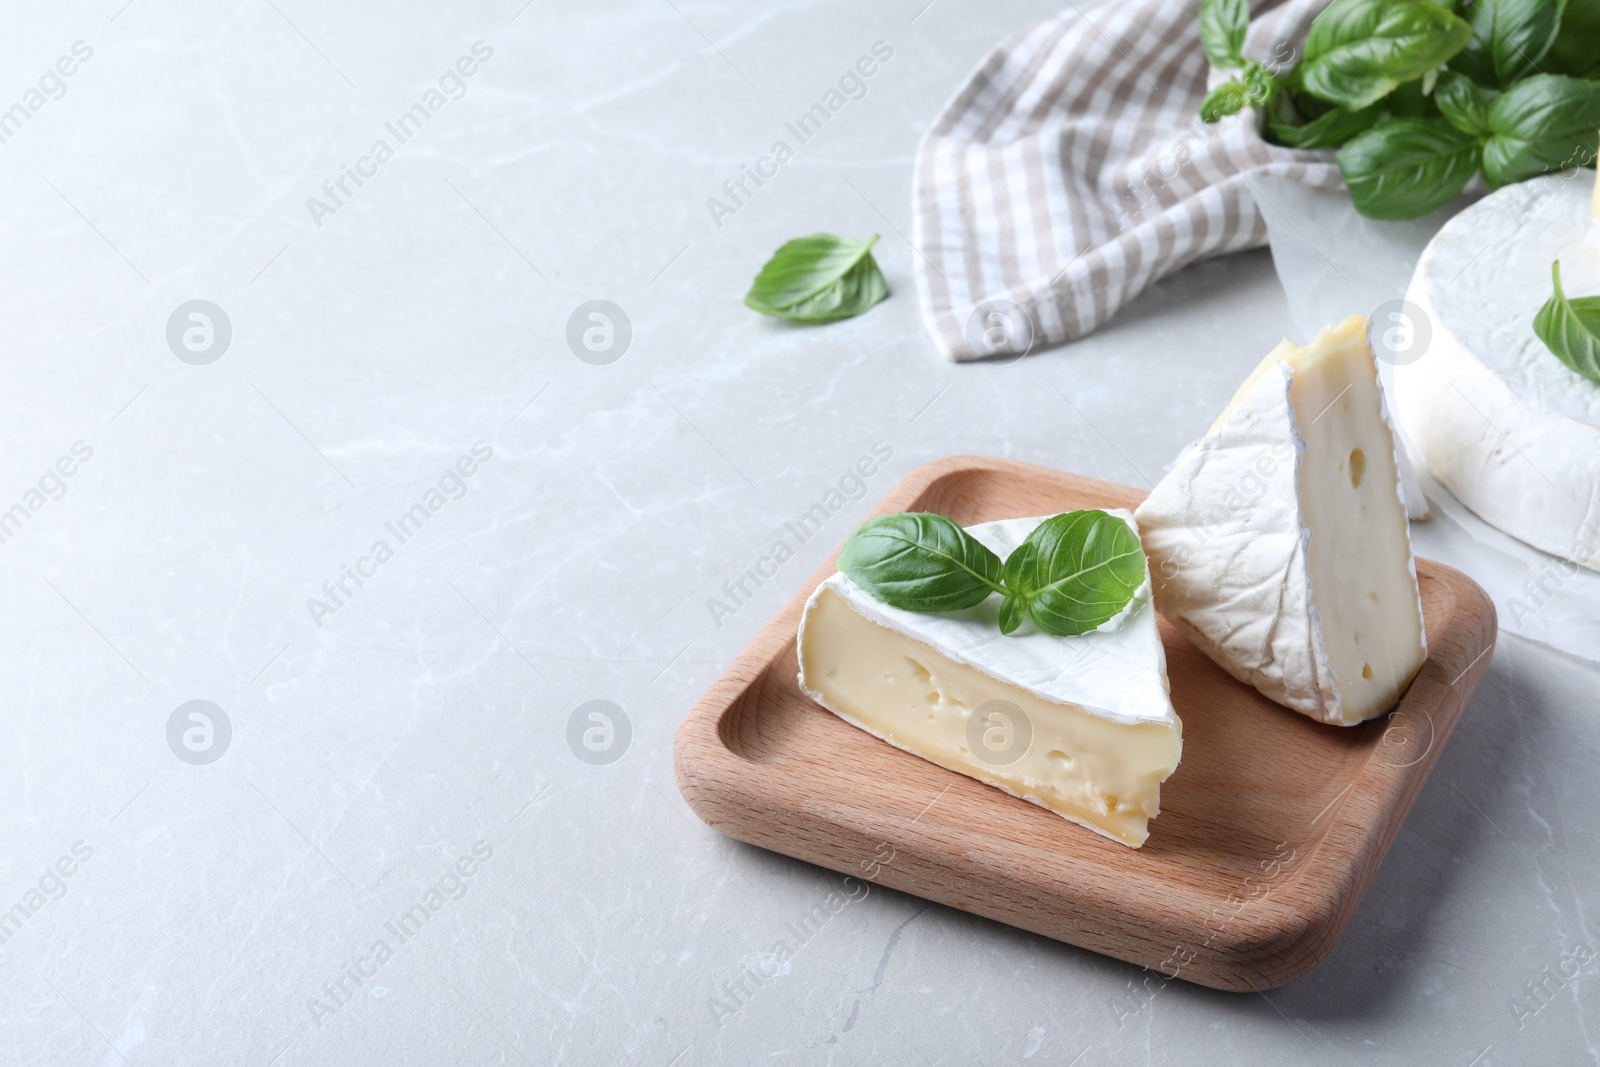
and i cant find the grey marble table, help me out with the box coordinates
[0,1,1593,1064]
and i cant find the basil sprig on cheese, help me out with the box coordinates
[1534,260,1600,385]
[1198,0,1600,220]
[836,510,1147,637]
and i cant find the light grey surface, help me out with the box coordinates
[0,2,1595,1065]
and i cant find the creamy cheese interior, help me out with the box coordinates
[797,519,1183,848]
[1233,318,1426,723]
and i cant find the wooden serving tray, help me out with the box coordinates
[674,456,1497,991]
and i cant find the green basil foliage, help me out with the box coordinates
[744,233,888,323]
[1201,79,1249,122]
[1482,74,1600,186]
[1199,0,1282,121]
[1337,118,1483,217]
[1197,0,1600,220]
[1269,97,1384,148]
[836,513,1003,612]
[1434,70,1497,136]
[1546,0,1600,76]
[1202,60,1282,121]
[1200,0,1251,69]
[996,511,1148,636]
[1452,0,1568,87]
[1300,0,1472,110]
[1533,261,1600,385]
[837,510,1148,637]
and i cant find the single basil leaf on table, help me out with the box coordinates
[836,512,1004,612]
[1482,74,1600,187]
[1336,118,1481,219]
[744,233,888,324]
[999,510,1147,637]
[1545,0,1600,76]
[1200,0,1251,69]
[1533,261,1600,386]
[1434,70,1497,137]
[1450,0,1568,88]
[1298,0,1472,110]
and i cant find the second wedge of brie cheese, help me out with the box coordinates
[797,513,1181,848]
[1135,316,1427,726]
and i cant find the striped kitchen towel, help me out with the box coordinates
[913,0,1344,361]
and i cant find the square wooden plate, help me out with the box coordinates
[673,457,1497,991]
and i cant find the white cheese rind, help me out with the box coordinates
[1395,171,1600,568]
[796,512,1182,847]
[1137,363,1336,716]
[1136,318,1428,726]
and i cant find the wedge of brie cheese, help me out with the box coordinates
[1395,170,1600,569]
[797,513,1181,848]
[1135,317,1427,726]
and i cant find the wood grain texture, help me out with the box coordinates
[673,456,1498,992]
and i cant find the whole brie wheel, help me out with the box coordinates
[1396,171,1600,568]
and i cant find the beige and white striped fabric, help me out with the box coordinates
[913,0,1343,360]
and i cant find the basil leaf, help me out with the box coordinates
[1200,0,1250,69]
[1545,0,1600,76]
[1300,0,1472,110]
[1201,79,1250,122]
[999,510,1147,637]
[1240,59,1280,108]
[1434,70,1497,136]
[1336,118,1481,218]
[1533,261,1600,386]
[1386,77,1442,118]
[1267,93,1382,147]
[997,556,1032,636]
[1482,74,1600,187]
[836,513,1003,612]
[744,233,888,324]
[998,595,1029,636]
[1201,61,1279,123]
[1451,0,1568,88]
